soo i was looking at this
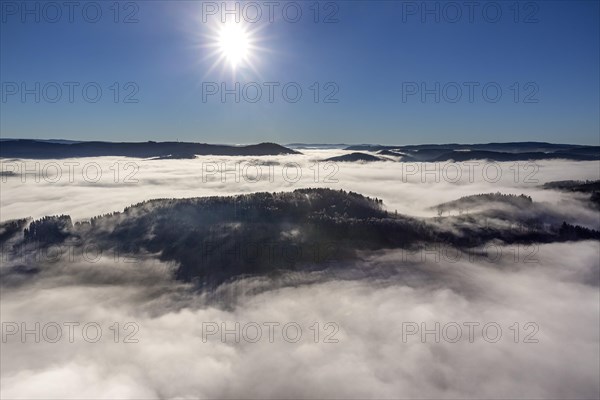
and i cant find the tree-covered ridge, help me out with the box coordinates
[542,180,600,192]
[433,192,533,215]
[76,188,388,230]
[0,218,30,244]
[0,140,300,159]
[23,215,72,244]
[542,180,600,209]
[343,142,600,162]
[3,188,599,286]
[74,189,413,284]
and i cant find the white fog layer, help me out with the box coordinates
[1,242,598,399]
[1,153,599,399]
[1,151,599,222]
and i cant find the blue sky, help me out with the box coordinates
[1,0,599,145]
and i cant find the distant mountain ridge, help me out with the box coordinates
[286,143,350,149]
[2,140,598,161]
[342,142,600,162]
[345,141,598,152]
[0,140,299,159]
[0,138,82,144]
[325,152,383,162]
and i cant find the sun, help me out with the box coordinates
[217,22,250,69]
[198,18,265,76]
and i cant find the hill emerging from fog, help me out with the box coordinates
[343,142,600,162]
[325,152,383,162]
[2,188,598,287]
[2,140,598,161]
[0,140,299,159]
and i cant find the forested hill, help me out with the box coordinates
[433,193,534,214]
[2,188,599,286]
[0,140,299,159]
[342,142,600,162]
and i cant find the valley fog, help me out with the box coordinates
[1,152,599,398]
[1,150,599,222]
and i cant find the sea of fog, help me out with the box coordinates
[1,151,599,399]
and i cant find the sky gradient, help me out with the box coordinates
[1,0,599,145]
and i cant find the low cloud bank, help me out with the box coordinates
[1,241,598,399]
[1,152,599,222]
[1,153,599,398]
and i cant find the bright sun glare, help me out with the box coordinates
[218,23,250,68]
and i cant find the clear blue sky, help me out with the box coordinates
[1,0,599,145]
